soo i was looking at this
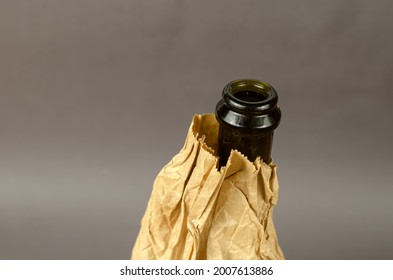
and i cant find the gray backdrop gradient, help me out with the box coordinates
[1,0,392,259]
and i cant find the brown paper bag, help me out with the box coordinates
[131,114,284,260]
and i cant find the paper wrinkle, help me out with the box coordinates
[132,114,284,260]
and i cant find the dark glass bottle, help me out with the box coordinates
[215,79,281,167]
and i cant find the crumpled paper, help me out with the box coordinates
[131,114,284,260]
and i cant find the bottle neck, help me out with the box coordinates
[215,79,281,167]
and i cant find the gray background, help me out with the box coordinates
[1,0,392,259]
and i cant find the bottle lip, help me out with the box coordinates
[222,79,278,114]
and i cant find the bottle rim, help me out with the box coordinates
[222,79,278,114]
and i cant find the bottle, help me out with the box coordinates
[215,79,281,168]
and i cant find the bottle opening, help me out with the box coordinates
[234,90,268,103]
[221,79,279,114]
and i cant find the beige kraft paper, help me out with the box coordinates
[131,114,284,260]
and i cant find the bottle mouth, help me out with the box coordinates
[223,79,278,114]
[234,90,268,102]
